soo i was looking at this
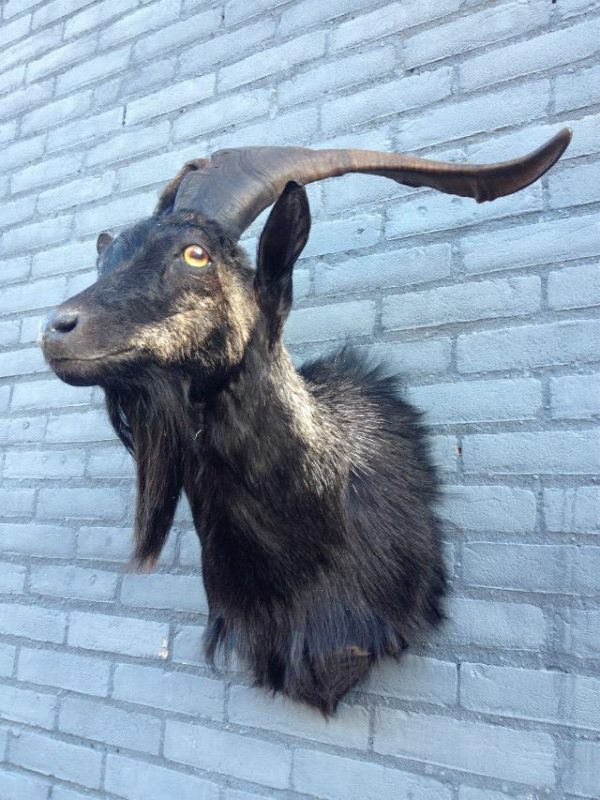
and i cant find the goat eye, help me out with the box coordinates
[183,245,211,268]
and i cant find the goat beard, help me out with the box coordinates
[103,372,188,570]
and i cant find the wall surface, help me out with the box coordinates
[0,0,599,798]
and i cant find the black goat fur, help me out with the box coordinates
[42,183,446,714]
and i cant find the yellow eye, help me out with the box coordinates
[183,245,211,268]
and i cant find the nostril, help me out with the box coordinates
[47,308,79,334]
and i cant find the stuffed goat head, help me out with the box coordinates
[41,130,571,713]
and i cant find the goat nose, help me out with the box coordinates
[44,307,79,334]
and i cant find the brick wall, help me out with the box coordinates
[0,1,599,798]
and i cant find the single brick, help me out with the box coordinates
[68,611,169,658]
[0,770,50,800]
[113,663,224,719]
[0,523,76,558]
[87,446,134,479]
[30,564,118,601]
[46,408,116,443]
[461,16,600,92]
[550,374,600,420]
[396,80,549,151]
[224,0,287,25]
[410,378,541,426]
[280,46,395,108]
[87,122,170,167]
[134,7,220,62]
[27,32,95,82]
[293,748,451,800]
[0,275,66,314]
[3,449,85,479]
[331,0,460,51]
[0,487,35,517]
[99,0,179,48]
[360,337,452,378]
[220,30,326,92]
[441,486,536,532]
[21,91,93,137]
[105,753,219,800]
[430,435,459,473]
[56,45,131,95]
[0,683,57,728]
[545,487,599,534]
[463,430,599,474]
[458,320,600,373]
[38,173,115,215]
[64,0,138,37]
[280,0,373,34]
[121,573,208,614]
[383,276,540,332]
[387,183,542,239]
[461,213,600,274]
[406,0,551,68]
[229,685,369,748]
[0,603,66,643]
[443,597,545,650]
[59,696,162,754]
[173,88,270,141]
[0,414,46,445]
[564,740,600,797]
[1,256,30,284]
[165,719,291,789]
[285,300,376,345]
[76,526,134,562]
[37,486,126,521]
[0,643,16,677]
[172,623,207,666]
[556,62,600,113]
[9,729,103,789]
[364,654,457,706]
[46,108,123,153]
[4,134,46,171]
[118,144,202,192]
[374,708,554,784]
[0,561,26,593]
[548,263,600,311]
[0,194,36,228]
[180,20,276,76]
[0,82,53,123]
[1,216,73,256]
[314,244,450,296]
[12,153,85,195]
[126,75,214,125]
[323,69,451,135]
[549,160,600,211]
[18,647,111,696]
[74,191,155,236]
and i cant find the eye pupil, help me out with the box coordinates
[183,245,210,267]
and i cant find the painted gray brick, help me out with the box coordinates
[285,299,376,345]
[405,0,551,68]
[550,374,600,419]
[4,449,85,479]
[30,564,118,601]
[1,216,73,256]
[179,19,276,76]
[0,561,26,593]
[441,486,536,532]
[0,346,47,378]
[59,695,162,754]
[21,91,93,136]
[383,276,540,332]
[224,0,288,25]
[56,45,131,96]
[37,486,126,521]
[365,654,457,706]
[99,0,179,48]
[229,685,369,748]
[27,32,96,83]
[0,486,36,517]
[279,0,372,35]
[458,319,600,373]
[32,0,96,29]
[374,708,555,785]
[293,748,451,800]
[0,643,16,677]
[105,753,219,800]
[0,771,49,800]
[133,8,221,62]
[46,108,123,153]
[462,430,599,474]
[121,572,207,613]
[564,740,600,797]
[125,75,214,125]
[113,663,223,718]
[64,0,138,38]
[173,88,271,141]
[556,62,600,113]
[172,623,207,666]
[12,153,85,196]
[443,597,545,650]
[0,523,76,559]
[545,486,599,534]
[76,525,133,561]
[0,683,57,728]
[409,378,541,425]
[460,16,600,90]
[87,122,170,168]
[9,729,103,789]
[18,647,111,696]
[0,603,66,643]
[74,191,156,236]
[165,719,292,789]
[330,0,460,51]
[68,611,168,658]
[11,378,92,410]
[548,263,600,311]
[560,608,600,658]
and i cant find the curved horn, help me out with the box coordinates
[171,128,572,239]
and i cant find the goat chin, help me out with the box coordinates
[102,341,445,715]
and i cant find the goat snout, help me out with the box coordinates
[43,307,79,336]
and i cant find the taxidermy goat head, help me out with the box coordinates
[41,130,571,713]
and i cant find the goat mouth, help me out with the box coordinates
[45,348,139,386]
[51,348,136,363]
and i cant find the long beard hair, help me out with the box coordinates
[103,370,190,569]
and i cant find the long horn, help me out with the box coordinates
[170,128,572,239]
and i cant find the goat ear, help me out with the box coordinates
[96,231,113,254]
[255,181,311,343]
